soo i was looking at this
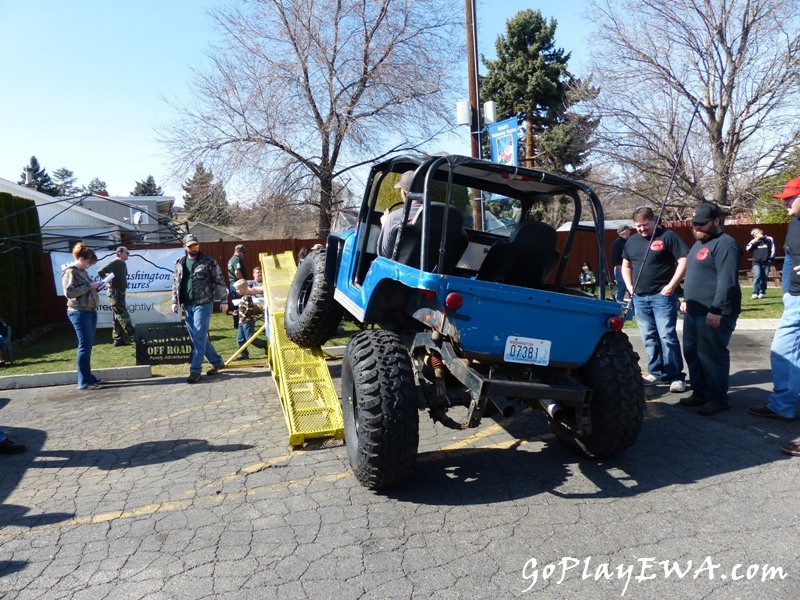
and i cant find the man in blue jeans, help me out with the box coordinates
[749,178,800,456]
[678,204,742,416]
[622,206,689,393]
[611,224,634,303]
[171,234,229,384]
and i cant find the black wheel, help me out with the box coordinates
[284,248,344,347]
[550,332,644,458]
[340,329,419,489]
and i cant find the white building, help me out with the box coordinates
[0,178,178,251]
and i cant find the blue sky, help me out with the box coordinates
[0,0,591,203]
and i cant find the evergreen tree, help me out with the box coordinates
[83,177,108,194]
[51,167,81,196]
[131,175,163,196]
[18,156,58,196]
[182,163,231,225]
[480,10,596,178]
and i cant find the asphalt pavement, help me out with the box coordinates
[0,326,798,599]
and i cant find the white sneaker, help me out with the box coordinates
[751,293,758,299]
[757,293,765,299]
[642,373,659,386]
[669,380,686,393]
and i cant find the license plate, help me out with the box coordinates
[504,336,551,366]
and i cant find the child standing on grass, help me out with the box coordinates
[579,261,597,296]
[234,279,268,360]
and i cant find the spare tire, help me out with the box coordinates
[284,248,344,348]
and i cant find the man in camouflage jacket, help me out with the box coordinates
[171,234,229,383]
[97,246,135,346]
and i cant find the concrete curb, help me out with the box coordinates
[0,365,152,391]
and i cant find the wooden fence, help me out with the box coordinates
[40,223,790,324]
[561,222,788,288]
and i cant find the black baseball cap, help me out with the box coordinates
[691,203,720,225]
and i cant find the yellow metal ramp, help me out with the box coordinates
[260,251,343,448]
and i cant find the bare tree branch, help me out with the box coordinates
[587,0,800,217]
[161,0,463,235]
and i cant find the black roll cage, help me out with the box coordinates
[354,154,610,297]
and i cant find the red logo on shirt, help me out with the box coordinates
[650,240,664,251]
[696,248,710,261]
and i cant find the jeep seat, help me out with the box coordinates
[476,220,559,288]
[394,202,467,273]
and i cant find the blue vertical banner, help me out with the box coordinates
[487,117,519,166]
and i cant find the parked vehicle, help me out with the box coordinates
[285,154,644,489]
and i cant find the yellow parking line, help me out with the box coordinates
[2,419,539,536]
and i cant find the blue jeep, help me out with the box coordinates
[285,154,644,489]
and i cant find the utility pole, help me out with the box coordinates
[465,0,483,229]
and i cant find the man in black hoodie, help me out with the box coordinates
[745,228,775,299]
[678,203,742,416]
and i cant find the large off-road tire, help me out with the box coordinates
[340,330,419,489]
[284,249,344,348]
[551,332,644,458]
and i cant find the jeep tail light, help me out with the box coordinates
[445,292,463,310]
[607,315,624,332]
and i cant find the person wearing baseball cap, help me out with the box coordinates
[611,224,635,303]
[228,244,248,328]
[773,178,800,294]
[171,234,228,383]
[749,178,800,455]
[377,170,423,257]
[678,203,742,416]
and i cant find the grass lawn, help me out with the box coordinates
[623,286,784,329]
[1,313,359,377]
[1,287,783,377]
[738,287,785,319]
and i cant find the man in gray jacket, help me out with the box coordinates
[171,234,228,383]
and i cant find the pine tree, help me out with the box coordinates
[130,175,163,196]
[182,163,231,225]
[83,178,108,194]
[18,156,58,196]
[51,167,81,197]
[480,10,596,178]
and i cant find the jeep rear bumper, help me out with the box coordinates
[412,332,593,429]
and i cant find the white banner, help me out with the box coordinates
[51,248,183,295]
[52,248,184,328]
[96,290,181,327]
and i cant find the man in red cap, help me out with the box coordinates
[748,178,800,456]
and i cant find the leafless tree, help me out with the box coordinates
[586,0,800,217]
[163,0,463,236]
